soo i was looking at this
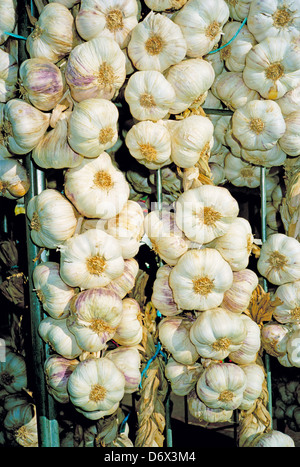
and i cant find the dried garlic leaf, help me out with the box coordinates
[247,285,276,326]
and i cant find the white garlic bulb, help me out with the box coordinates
[64,152,130,219]
[190,307,247,360]
[165,358,203,396]
[124,70,175,121]
[238,363,265,411]
[212,71,260,111]
[75,0,139,48]
[27,188,78,249]
[113,298,143,346]
[241,144,287,168]
[4,403,38,448]
[244,429,295,448]
[44,354,79,404]
[257,233,300,285]
[279,110,300,157]
[0,0,17,45]
[65,37,126,102]
[158,316,199,365]
[67,357,125,413]
[0,348,27,394]
[26,3,76,63]
[104,258,139,299]
[273,280,300,324]
[222,269,259,314]
[169,248,233,311]
[276,84,300,116]
[67,287,123,352]
[225,152,261,189]
[173,0,229,57]
[144,0,188,11]
[59,228,125,289]
[219,21,256,72]
[261,321,290,358]
[105,346,141,393]
[229,314,261,365]
[187,389,233,423]
[0,158,30,199]
[33,261,76,319]
[39,317,82,359]
[175,184,239,244]
[151,265,182,317]
[286,328,300,367]
[0,49,18,103]
[128,12,186,72]
[224,0,251,21]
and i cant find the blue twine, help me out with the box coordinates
[139,341,167,389]
[119,413,130,434]
[207,17,247,55]
[4,32,27,40]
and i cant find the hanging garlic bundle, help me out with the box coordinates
[64,153,130,219]
[32,110,84,169]
[67,357,125,414]
[175,184,239,244]
[219,21,256,72]
[65,37,126,102]
[231,99,286,151]
[158,316,199,365]
[273,280,300,324]
[75,0,139,48]
[0,158,30,199]
[26,2,76,63]
[169,248,233,311]
[151,265,182,317]
[167,115,214,169]
[124,70,176,121]
[127,11,187,72]
[229,314,261,364]
[165,358,203,397]
[4,402,38,448]
[0,348,27,394]
[68,99,119,158]
[221,269,259,314]
[211,71,260,111]
[187,389,233,423]
[0,48,18,103]
[27,188,78,249]
[125,120,172,170]
[32,261,76,320]
[105,346,141,393]
[3,98,50,155]
[67,287,123,352]
[243,37,300,100]
[39,317,83,359]
[257,233,300,285]
[173,0,229,57]
[44,354,79,404]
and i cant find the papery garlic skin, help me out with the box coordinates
[229,314,261,365]
[44,354,79,404]
[27,188,78,249]
[190,307,247,360]
[0,159,30,199]
[273,280,300,324]
[67,357,125,412]
[158,317,199,365]
[151,265,182,317]
[67,287,123,352]
[0,49,18,103]
[26,3,76,63]
[173,0,229,58]
[222,269,259,314]
[33,261,76,319]
[105,346,141,393]
[64,152,130,219]
[59,228,125,289]
[0,348,27,394]
[187,389,233,423]
[76,0,139,48]
[39,317,82,359]
[238,363,265,411]
[127,12,186,72]
[104,257,139,299]
[124,70,176,121]
[257,233,300,285]
[175,185,239,244]
[165,358,203,396]
[113,298,143,346]
[66,37,126,102]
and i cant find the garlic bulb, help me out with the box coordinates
[211,71,260,111]
[105,346,141,393]
[257,233,300,285]
[67,288,123,352]
[273,280,300,324]
[19,58,65,112]
[276,84,300,116]
[39,317,82,359]
[0,0,16,45]
[241,144,287,168]
[261,321,290,357]
[158,316,199,365]
[125,120,171,170]
[244,429,295,448]
[190,307,247,360]
[113,298,143,346]
[64,153,130,219]
[59,228,125,289]
[243,37,300,100]
[167,115,214,169]
[175,185,239,244]
[105,258,139,299]
[32,110,84,169]
[44,354,79,404]
[124,70,175,121]
[0,49,18,103]
[279,110,300,157]
[165,358,203,396]
[144,0,188,10]
[169,248,233,311]
[229,314,261,365]
[67,357,125,413]
[4,403,38,448]
[187,389,233,423]
[0,159,30,199]
[68,99,119,158]
[238,363,265,411]
[286,328,300,367]
[128,12,186,72]
[27,188,78,249]
[222,269,259,314]
[225,152,261,189]
[196,362,247,410]
[173,0,229,57]
[33,261,76,319]
[219,21,256,72]
[4,99,50,155]
[247,0,300,43]
[225,0,251,21]
[74,402,119,420]
[75,0,139,48]
[26,3,76,63]
[151,265,182,317]
[0,348,27,394]
[66,37,126,102]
